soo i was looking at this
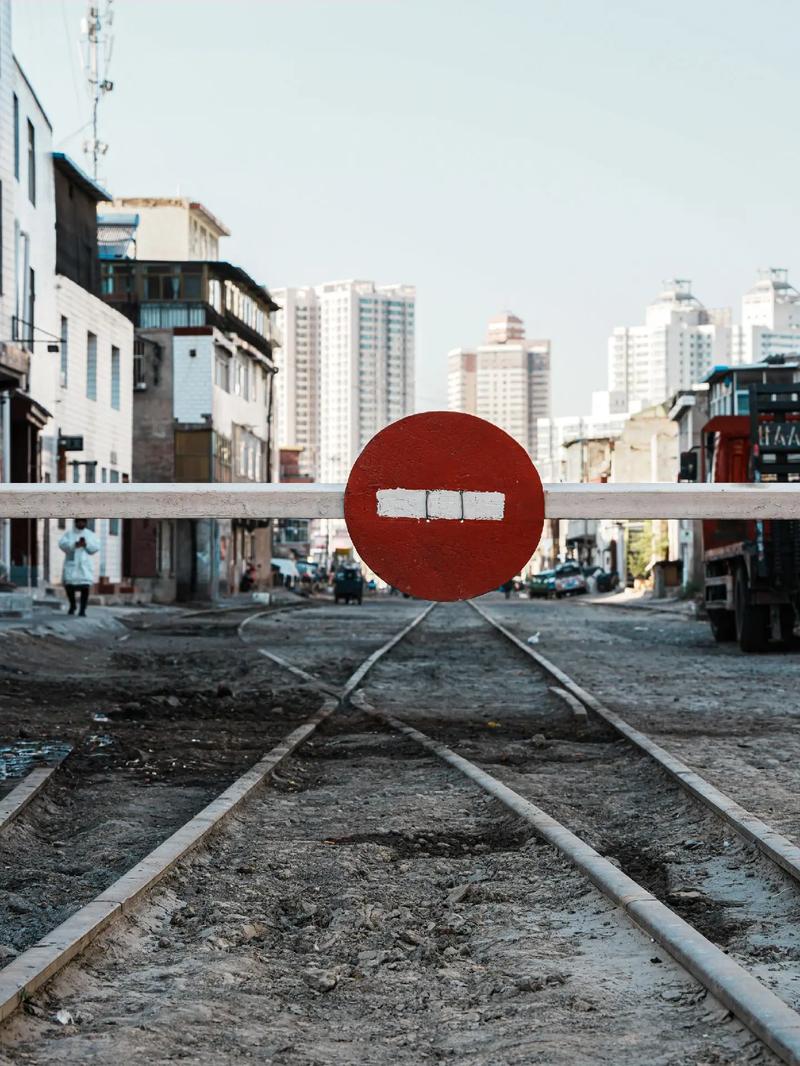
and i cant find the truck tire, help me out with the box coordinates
[708,609,736,642]
[735,567,768,653]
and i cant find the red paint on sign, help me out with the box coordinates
[344,411,545,601]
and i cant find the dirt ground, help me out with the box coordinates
[489,594,800,843]
[0,598,780,1064]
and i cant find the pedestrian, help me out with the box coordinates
[501,578,514,600]
[239,559,257,593]
[58,518,99,617]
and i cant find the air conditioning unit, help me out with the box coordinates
[134,382,148,392]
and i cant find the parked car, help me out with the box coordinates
[595,568,619,593]
[554,562,587,598]
[581,565,619,593]
[528,570,556,598]
[334,564,364,605]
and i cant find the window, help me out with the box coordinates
[27,120,35,205]
[109,470,120,535]
[59,316,68,387]
[133,341,144,388]
[12,95,18,179]
[215,351,230,392]
[86,331,97,400]
[111,345,120,409]
[27,268,34,348]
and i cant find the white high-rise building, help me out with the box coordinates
[272,280,415,484]
[447,312,551,457]
[732,269,800,364]
[271,287,319,480]
[608,280,730,411]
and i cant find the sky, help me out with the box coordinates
[13,0,800,415]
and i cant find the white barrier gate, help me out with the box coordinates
[0,482,798,519]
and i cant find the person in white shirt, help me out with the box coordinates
[58,518,99,616]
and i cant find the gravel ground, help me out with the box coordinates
[0,605,321,958]
[0,597,778,1064]
[363,600,800,1011]
[486,594,800,843]
[1,716,770,1065]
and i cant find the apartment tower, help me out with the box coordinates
[272,280,415,483]
[447,312,551,457]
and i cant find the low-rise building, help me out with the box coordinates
[101,255,278,600]
[602,404,678,582]
[4,57,57,588]
[47,154,134,592]
[668,384,710,592]
[99,197,230,262]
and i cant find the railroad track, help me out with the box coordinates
[0,601,341,964]
[1,597,799,1062]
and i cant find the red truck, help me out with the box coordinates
[699,380,800,652]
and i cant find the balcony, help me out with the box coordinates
[100,260,279,359]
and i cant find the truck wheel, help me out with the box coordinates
[708,610,736,642]
[735,568,768,653]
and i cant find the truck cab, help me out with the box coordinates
[695,362,800,651]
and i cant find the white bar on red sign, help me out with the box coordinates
[376,489,505,521]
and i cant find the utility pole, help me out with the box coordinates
[81,2,114,181]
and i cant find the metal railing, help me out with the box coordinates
[0,482,800,519]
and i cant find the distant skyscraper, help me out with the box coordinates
[272,280,415,483]
[607,279,730,411]
[447,312,551,457]
[271,287,319,480]
[732,269,800,364]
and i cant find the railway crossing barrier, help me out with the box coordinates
[0,480,799,519]
[3,409,800,601]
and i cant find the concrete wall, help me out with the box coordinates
[101,200,224,261]
[173,332,213,423]
[0,1,14,341]
[15,58,57,453]
[131,328,174,483]
[47,276,134,585]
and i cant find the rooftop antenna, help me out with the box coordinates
[80,2,114,181]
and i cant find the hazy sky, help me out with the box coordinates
[13,0,800,415]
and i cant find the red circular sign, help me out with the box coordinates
[344,412,545,601]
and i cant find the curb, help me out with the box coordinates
[0,769,55,833]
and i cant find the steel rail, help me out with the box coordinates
[240,610,800,1066]
[0,601,434,1026]
[469,598,800,889]
[3,480,800,518]
[351,690,800,1066]
[0,698,339,1024]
